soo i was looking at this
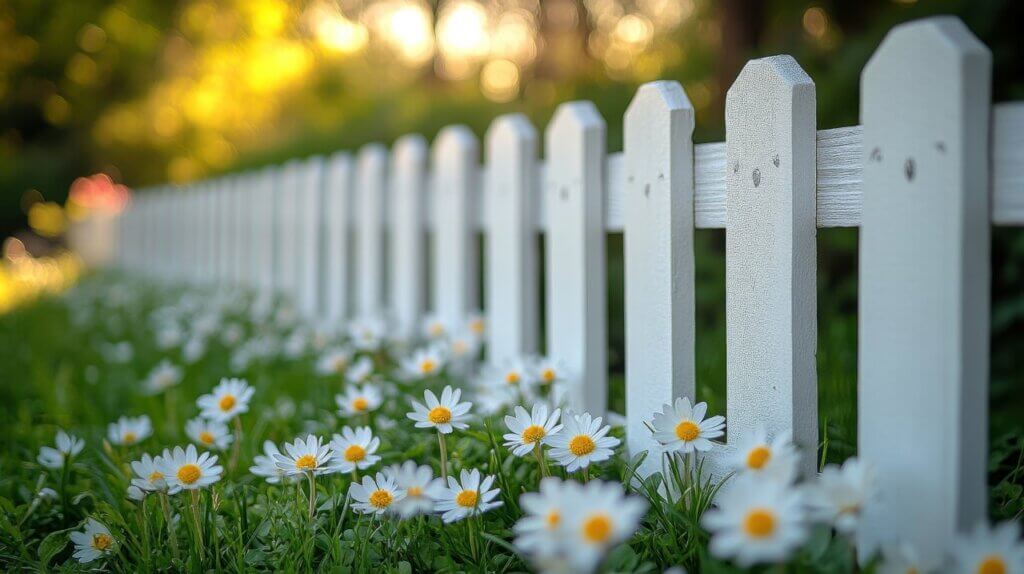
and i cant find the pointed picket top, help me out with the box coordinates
[623,81,696,478]
[858,16,991,560]
[724,55,818,476]
[355,143,389,317]
[431,124,480,335]
[544,100,607,415]
[485,113,539,364]
[390,133,429,342]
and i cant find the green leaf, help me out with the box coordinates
[37,528,69,567]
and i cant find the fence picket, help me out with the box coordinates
[252,167,276,295]
[323,152,354,323]
[296,157,324,318]
[544,102,607,415]
[356,144,388,317]
[623,81,696,477]
[390,135,429,342]
[858,17,991,559]
[485,114,539,364]
[724,55,818,474]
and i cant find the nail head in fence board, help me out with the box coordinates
[545,101,607,415]
[431,125,480,331]
[356,144,388,317]
[725,55,818,474]
[858,17,991,558]
[390,135,429,341]
[624,81,696,477]
[296,157,324,318]
[485,114,539,363]
[323,152,354,322]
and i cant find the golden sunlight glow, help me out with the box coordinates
[437,1,490,65]
[481,59,520,102]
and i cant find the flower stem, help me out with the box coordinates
[189,489,204,557]
[307,471,317,521]
[437,431,449,481]
[159,493,180,562]
[230,417,243,474]
[533,446,549,478]
[467,514,479,561]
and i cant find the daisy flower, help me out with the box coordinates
[421,314,448,340]
[273,434,334,476]
[38,429,85,469]
[196,378,254,422]
[877,542,935,574]
[531,356,566,387]
[562,480,648,573]
[129,453,167,495]
[250,440,292,484]
[465,311,486,338]
[144,359,182,395]
[805,457,875,535]
[435,469,502,523]
[384,461,446,518]
[70,518,117,563]
[350,472,406,515]
[649,397,725,454]
[185,417,233,450]
[485,359,535,392]
[952,520,1024,574]
[406,386,472,434]
[336,384,383,417]
[329,426,381,474]
[182,335,206,364]
[514,477,573,559]
[349,316,386,351]
[730,428,799,483]
[503,404,563,457]
[402,346,446,378]
[37,487,58,501]
[444,329,482,368]
[702,474,808,567]
[547,412,620,472]
[160,444,223,492]
[345,356,374,384]
[107,415,153,447]
[316,347,352,376]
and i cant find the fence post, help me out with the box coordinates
[296,157,324,318]
[390,135,429,342]
[323,152,354,324]
[544,102,607,415]
[485,114,539,364]
[252,167,277,296]
[356,143,388,317]
[858,17,991,559]
[431,125,480,334]
[624,81,696,476]
[725,56,817,474]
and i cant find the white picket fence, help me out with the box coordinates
[95,17,1024,559]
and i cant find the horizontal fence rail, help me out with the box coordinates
[81,16,1023,560]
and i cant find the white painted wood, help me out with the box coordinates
[544,101,607,415]
[355,143,388,316]
[993,103,1024,225]
[217,178,232,284]
[623,81,696,477]
[198,182,214,283]
[858,17,991,559]
[233,176,250,286]
[389,135,429,341]
[725,56,818,474]
[249,167,276,295]
[296,157,325,318]
[431,125,480,333]
[276,161,302,299]
[485,114,539,363]
[323,152,354,322]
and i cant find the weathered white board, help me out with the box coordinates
[857,17,991,559]
[725,56,818,474]
[544,102,607,415]
[485,114,539,363]
[356,144,388,317]
[323,152,354,322]
[390,135,429,341]
[623,81,696,477]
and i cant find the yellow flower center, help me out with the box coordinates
[978,555,1006,574]
[742,508,776,538]
[369,489,393,508]
[568,435,596,456]
[675,420,700,442]
[176,463,201,485]
[470,319,485,334]
[746,445,771,469]
[219,394,236,411]
[505,371,521,385]
[452,340,467,354]
[581,513,613,543]
[351,397,369,412]
[546,510,561,528]
[407,486,423,497]
[428,406,452,424]
[429,323,444,337]
[148,471,164,483]
[344,445,367,462]
[332,357,347,371]
[522,425,546,444]
[91,533,114,551]
[295,454,318,471]
[123,431,137,444]
[420,359,437,375]
[906,568,919,574]
[455,489,478,508]
[199,431,215,445]
[540,368,556,384]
